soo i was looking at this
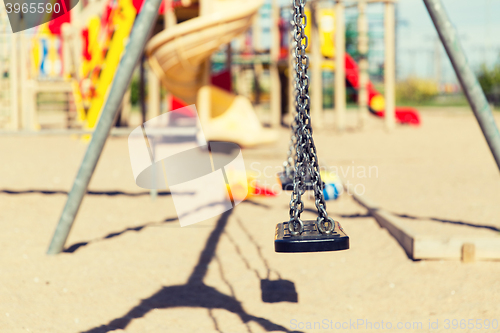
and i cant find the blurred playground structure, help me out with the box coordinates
[0,0,425,136]
[1,0,499,258]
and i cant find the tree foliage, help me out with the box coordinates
[477,63,500,105]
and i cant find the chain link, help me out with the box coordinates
[288,0,333,235]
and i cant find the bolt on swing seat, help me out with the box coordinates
[274,0,349,253]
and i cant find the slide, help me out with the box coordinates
[344,53,421,125]
[145,0,277,147]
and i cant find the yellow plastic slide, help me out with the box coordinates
[145,0,277,147]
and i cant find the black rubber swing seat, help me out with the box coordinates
[275,220,349,253]
[277,171,324,191]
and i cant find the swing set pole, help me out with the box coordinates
[47,0,163,255]
[423,0,500,172]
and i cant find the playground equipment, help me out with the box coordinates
[28,19,87,130]
[291,0,419,129]
[47,0,163,255]
[145,0,261,105]
[319,170,343,200]
[0,10,15,129]
[274,0,349,253]
[196,86,277,147]
[1,0,416,134]
[145,0,278,147]
[81,0,138,130]
[46,0,500,255]
[225,170,278,202]
[344,54,420,125]
[0,0,149,132]
[0,12,79,131]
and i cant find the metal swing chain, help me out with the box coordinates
[288,0,334,236]
[284,12,299,177]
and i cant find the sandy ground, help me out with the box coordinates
[1,109,500,333]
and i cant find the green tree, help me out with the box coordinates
[477,63,500,106]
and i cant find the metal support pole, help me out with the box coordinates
[20,34,33,130]
[270,0,282,127]
[163,0,176,114]
[147,65,161,120]
[384,1,395,130]
[252,10,262,52]
[164,0,176,28]
[334,0,346,132]
[357,0,369,128]
[120,89,132,127]
[47,0,162,255]
[140,55,147,124]
[10,33,20,130]
[310,1,323,129]
[288,12,295,120]
[423,0,500,172]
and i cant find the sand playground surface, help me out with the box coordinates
[1,108,500,332]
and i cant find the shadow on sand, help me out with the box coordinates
[80,209,300,333]
[0,189,172,197]
[393,213,500,233]
[63,217,179,253]
[304,205,499,234]
[64,200,271,254]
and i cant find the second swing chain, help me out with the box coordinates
[289,0,334,235]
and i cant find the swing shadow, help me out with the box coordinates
[64,196,239,253]
[80,210,300,333]
[224,217,298,303]
[0,189,173,197]
[392,212,500,233]
[304,206,498,233]
[63,217,179,253]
